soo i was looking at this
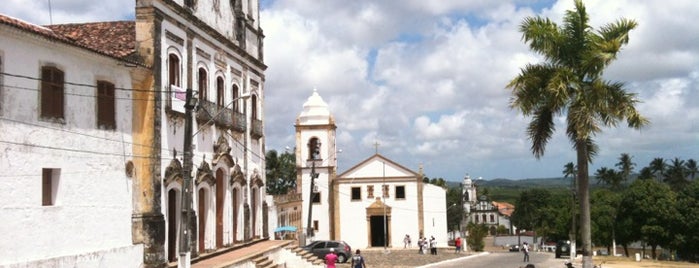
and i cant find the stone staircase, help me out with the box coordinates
[252,254,275,268]
[285,244,324,266]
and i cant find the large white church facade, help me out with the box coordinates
[292,90,448,249]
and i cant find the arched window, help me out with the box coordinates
[490,214,495,223]
[307,137,321,160]
[168,54,180,87]
[198,67,208,101]
[232,85,240,112]
[216,76,224,106]
[251,94,258,119]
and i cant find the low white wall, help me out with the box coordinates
[2,245,143,268]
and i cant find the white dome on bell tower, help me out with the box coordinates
[297,88,333,125]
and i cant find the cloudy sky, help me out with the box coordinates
[3,0,697,181]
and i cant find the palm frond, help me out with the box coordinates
[520,17,563,61]
[527,107,556,159]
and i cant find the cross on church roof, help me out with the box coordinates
[373,140,380,154]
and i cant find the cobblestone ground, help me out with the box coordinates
[336,248,469,268]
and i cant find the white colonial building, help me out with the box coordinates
[293,90,448,249]
[1,0,267,266]
[0,15,145,267]
[463,175,516,235]
[336,155,449,249]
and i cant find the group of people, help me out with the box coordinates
[324,248,366,268]
[415,235,438,255]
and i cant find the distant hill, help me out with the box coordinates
[445,177,577,204]
[445,177,575,189]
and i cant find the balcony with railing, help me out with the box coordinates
[196,99,246,131]
[251,118,263,138]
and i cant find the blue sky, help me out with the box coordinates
[3,0,697,181]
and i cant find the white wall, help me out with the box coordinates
[0,27,141,266]
[422,184,449,248]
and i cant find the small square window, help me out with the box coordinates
[312,192,321,204]
[395,186,406,199]
[351,187,361,201]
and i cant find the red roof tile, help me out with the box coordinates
[46,21,136,59]
[0,14,137,63]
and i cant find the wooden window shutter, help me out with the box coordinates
[41,67,64,119]
[97,81,116,129]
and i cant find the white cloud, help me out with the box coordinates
[6,0,696,180]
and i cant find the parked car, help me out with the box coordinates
[555,240,571,258]
[303,240,352,263]
[508,244,521,252]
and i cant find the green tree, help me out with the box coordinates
[264,150,296,195]
[649,157,666,182]
[563,162,577,180]
[590,189,620,254]
[446,186,464,234]
[466,223,488,252]
[664,157,688,191]
[675,180,699,262]
[510,189,559,240]
[594,167,622,190]
[615,153,635,184]
[618,179,678,259]
[686,159,698,180]
[507,1,647,266]
[637,166,654,180]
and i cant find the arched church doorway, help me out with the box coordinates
[366,197,392,248]
[370,216,389,247]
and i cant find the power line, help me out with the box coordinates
[1,71,167,94]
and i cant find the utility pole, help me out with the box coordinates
[179,88,196,268]
[306,143,320,239]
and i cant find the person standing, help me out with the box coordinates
[430,236,437,255]
[454,237,462,253]
[522,242,530,262]
[404,234,410,249]
[325,248,338,268]
[351,249,366,268]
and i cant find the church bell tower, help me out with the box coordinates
[295,89,337,241]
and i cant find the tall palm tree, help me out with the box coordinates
[649,157,666,182]
[563,162,577,180]
[685,159,698,180]
[595,167,622,190]
[638,166,654,180]
[615,153,635,185]
[664,157,688,191]
[507,1,648,267]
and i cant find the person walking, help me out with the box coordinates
[325,248,338,268]
[418,237,425,254]
[404,234,410,249]
[429,236,437,255]
[351,249,366,268]
[522,242,530,262]
[454,237,462,253]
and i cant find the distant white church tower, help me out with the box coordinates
[295,89,338,241]
[462,174,477,214]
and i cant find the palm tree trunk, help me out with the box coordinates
[576,140,593,268]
